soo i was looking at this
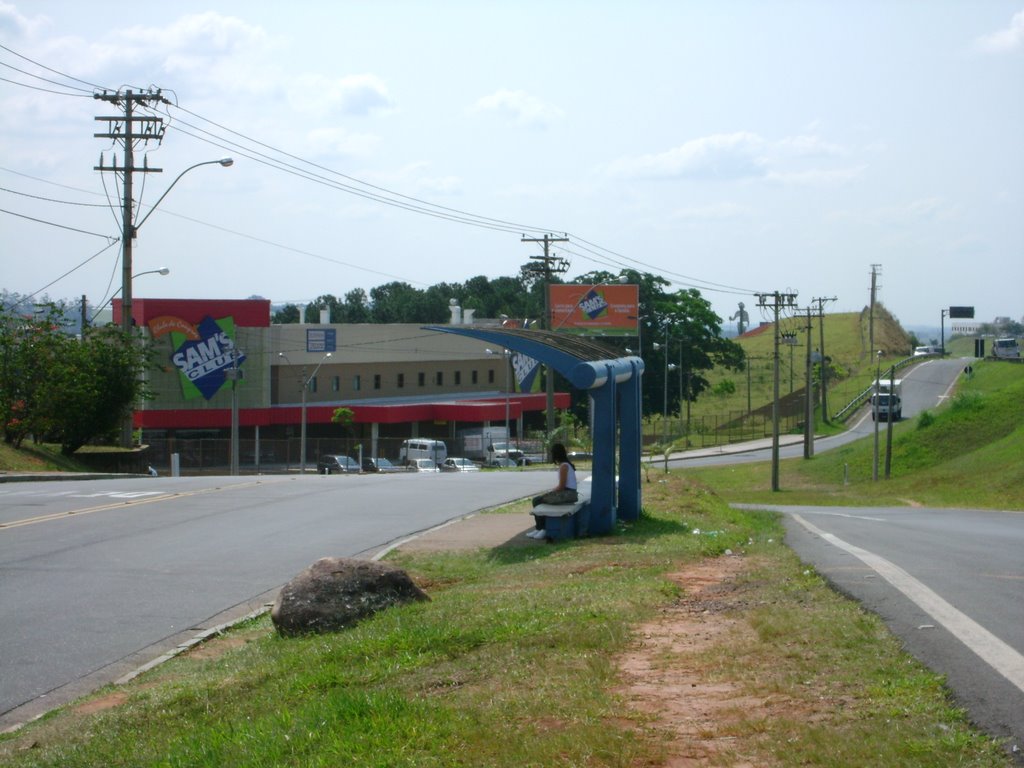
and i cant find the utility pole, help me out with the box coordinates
[811,296,836,421]
[756,290,798,492]
[95,88,167,446]
[884,363,895,479]
[522,234,569,437]
[804,306,814,459]
[869,264,881,359]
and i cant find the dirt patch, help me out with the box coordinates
[72,691,129,716]
[615,554,776,768]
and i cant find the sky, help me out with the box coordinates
[2,1,1022,330]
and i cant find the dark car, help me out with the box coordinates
[362,457,401,473]
[317,455,360,475]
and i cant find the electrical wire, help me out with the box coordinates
[0,207,116,239]
[0,186,108,207]
[0,42,111,91]
[3,41,771,305]
[14,240,120,307]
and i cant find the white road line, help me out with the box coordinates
[792,513,1024,694]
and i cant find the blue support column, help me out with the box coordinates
[588,366,617,535]
[617,359,643,520]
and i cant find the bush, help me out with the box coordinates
[916,410,935,429]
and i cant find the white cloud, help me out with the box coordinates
[765,166,866,187]
[607,130,860,187]
[305,127,381,157]
[672,202,749,220]
[606,132,768,180]
[975,9,1024,53]
[294,73,395,117]
[471,89,564,127]
[0,1,43,37]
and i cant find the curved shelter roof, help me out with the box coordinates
[423,326,643,389]
[425,324,644,535]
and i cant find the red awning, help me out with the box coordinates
[135,392,568,429]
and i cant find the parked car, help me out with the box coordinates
[567,451,593,462]
[365,457,402,473]
[317,455,360,475]
[486,457,518,468]
[440,457,480,472]
[409,458,439,472]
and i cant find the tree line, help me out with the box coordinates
[1,268,743,453]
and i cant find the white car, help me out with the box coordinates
[440,457,479,472]
[410,458,439,473]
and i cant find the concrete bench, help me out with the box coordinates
[530,495,591,540]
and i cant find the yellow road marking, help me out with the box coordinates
[0,479,271,531]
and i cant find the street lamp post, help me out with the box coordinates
[872,350,882,482]
[280,351,333,474]
[121,158,233,338]
[117,157,232,447]
[89,268,169,325]
[652,327,678,445]
[486,348,512,445]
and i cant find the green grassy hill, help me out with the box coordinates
[685,303,913,430]
[689,359,1024,510]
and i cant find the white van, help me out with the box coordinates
[992,338,1020,360]
[398,439,447,467]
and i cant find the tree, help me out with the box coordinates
[272,304,300,324]
[339,289,371,323]
[0,305,151,453]
[305,294,342,323]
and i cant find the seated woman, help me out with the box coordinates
[527,443,578,539]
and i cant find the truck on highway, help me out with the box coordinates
[870,378,902,422]
[992,338,1020,360]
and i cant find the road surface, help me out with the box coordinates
[0,470,549,728]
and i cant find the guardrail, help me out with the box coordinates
[831,354,927,422]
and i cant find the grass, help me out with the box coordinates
[0,475,1012,766]
[0,441,93,473]
[687,359,1024,510]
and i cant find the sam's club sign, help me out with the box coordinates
[149,314,246,400]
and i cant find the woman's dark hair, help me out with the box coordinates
[551,443,573,467]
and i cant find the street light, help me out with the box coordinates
[122,158,233,336]
[486,348,512,447]
[117,157,232,448]
[89,267,169,324]
[653,329,678,444]
[873,350,882,482]
[280,351,332,473]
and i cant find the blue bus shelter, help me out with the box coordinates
[425,326,644,535]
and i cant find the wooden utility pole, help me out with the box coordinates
[522,234,569,437]
[756,291,798,491]
[811,296,836,421]
[95,89,167,446]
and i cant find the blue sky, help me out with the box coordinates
[2,1,1022,328]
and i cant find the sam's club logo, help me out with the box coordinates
[150,315,245,400]
[578,288,610,320]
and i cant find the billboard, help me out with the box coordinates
[549,284,640,336]
[948,306,975,319]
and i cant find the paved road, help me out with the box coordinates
[666,356,967,468]
[0,470,550,728]
[746,504,1024,757]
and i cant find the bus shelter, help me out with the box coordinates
[424,326,644,535]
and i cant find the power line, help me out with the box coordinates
[0,207,116,239]
[0,42,111,91]
[0,186,108,207]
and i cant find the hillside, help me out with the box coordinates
[689,303,913,427]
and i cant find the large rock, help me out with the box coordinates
[271,557,430,637]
